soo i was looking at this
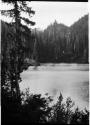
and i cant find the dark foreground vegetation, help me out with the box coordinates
[2,87,89,125]
[1,1,89,125]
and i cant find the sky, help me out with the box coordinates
[30,2,88,30]
[0,1,89,30]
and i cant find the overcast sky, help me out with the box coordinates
[1,1,88,30]
[30,2,88,30]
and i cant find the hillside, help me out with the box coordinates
[1,14,89,63]
[33,14,88,63]
[69,14,88,62]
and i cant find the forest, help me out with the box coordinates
[1,1,89,125]
[1,14,89,64]
[33,14,88,63]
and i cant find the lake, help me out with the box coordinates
[20,63,89,110]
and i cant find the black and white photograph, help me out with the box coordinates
[1,0,89,124]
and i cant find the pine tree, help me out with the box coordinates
[1,1,35,104]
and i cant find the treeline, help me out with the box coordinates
[1,14,89,64]
[32,14,89,63]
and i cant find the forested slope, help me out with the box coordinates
[33,14,88,63]
[1,14,88,63]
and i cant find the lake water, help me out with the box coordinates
[20,63,89,110]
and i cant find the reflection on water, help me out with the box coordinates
[20,63,89,110]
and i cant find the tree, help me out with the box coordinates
[1,1,35,123]
[1,0,35,102]
[21,88,53,123]
[50,93,75,124]
[64,97,75,124]
[49,93,89,124]
[50,93,66,123]
[33,15,88,63]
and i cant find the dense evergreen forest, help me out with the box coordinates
[32,14,88,63]
[1,1,89,124]
[1,14,89,64]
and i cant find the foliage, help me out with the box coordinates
[20,88,53,123]
[2,87,53,124]
[32,14,88,63]
[1,0,35,99]
[1,1,35,124]
[1,14,88,64]
[2,84,89,124]
[49,93,89,125]
[1,1,89,124]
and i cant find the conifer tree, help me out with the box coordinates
[1,1,35,102]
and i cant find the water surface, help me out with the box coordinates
[20,63,89,110]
